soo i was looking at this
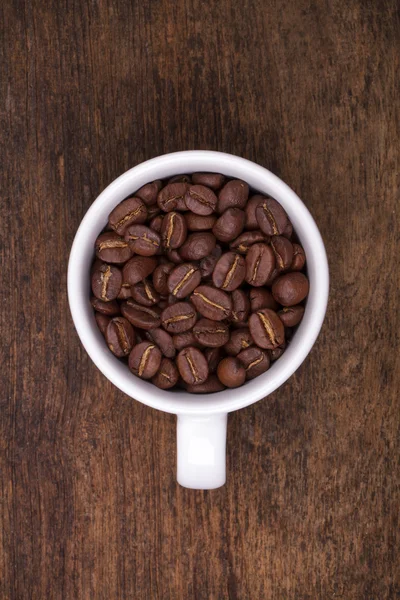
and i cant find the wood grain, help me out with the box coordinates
[1,0,399,598]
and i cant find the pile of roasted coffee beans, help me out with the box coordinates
[90,173,309,392]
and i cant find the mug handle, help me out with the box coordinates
[177,413,228,489]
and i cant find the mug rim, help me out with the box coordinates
[68,150,329,415]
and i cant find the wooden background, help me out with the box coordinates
[1,0,399,598]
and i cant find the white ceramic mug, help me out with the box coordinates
[68,151,329,489]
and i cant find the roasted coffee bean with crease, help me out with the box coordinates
[256,198,288,236]
[95,312,111,335]
[106,317,135,357]
[173,331,202,351]
[200,245,222,279]
[212,252,246,291]
[177,347,209,385]
[245,195,266,230]
[213,208,245,242]
[129,341,162,379]
[157,183,188,212]
[131,280,160,306]
[245,243,275,287]
[186,375,226,393]
[153,262,174,295]
[272,272,309,306]
[122,256,157,286]
[185,185,218,215]
[193,319,229,348]
[217,357,246,388]
[167,263,202,299]
[161,302,197,334]
[249,308,285,349]
[169,174,192,184]
[91,263,122,301]
[224,328,254,356]
[249,288,279,312]
[135,180,162,206]
[149,215,164,233]
[270,236,293,271]
[121,299,161,329]
[125,225,161,256]
[231,289,250,324]
[91,297,120,316]
[291,243,306,271]
[190,285,232,321]
[151,358,179,389]
[218,180,249,213]
[230,230,268,254]
[237,347,270,379]
[179,232,216,261]
[278,305,305,327]
[185,213,217,231]
[160,211,187,250]
[95,232,133,263]
[146,328,176,358]
[109,197,147,235]
[192,172,225,190]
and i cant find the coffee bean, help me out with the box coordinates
[177,346,209,385]
[157,183,188,212]
[131,280,160,306]
[91,263,122,301]
[179,232,216,261]
[108,197,147,235]
[204,347,223,373]
[185,185,218,215]
[160,211,187,249]
[152,263,174,295]
[265,267,280,286]
[147,205,161,220]
[124,225,161,256]
[167,263,202,299]
[256,198,288,236]
[199,245,222,279]
[291,243,306,271]
[217,357,246,388]
[135,180,162,206]
[237,347,270,379]
[270,236,293,271]
[245,243,275,286]
[121,299,161,329]
[224,328,254,356]
[230,230,268,254]
[173,331,202,351]
[212,252,246,291]
[161,302,197,333]
[166,249,183,264]
[169,174,192,184]
[186,375,226,393]
[95,312,111,335]
[122,256,157,286]
[95,232,133,263]
[212,208,245,242]
[191,172,225,190]
[249,308,285,349]
[91,297,120,316]
[117,283,132,300]
[272,272,309,306]
[218,180,249,213]
[245,195,265,230]
[278,304,305,327]
[249,288,279,312]
[185,213,217,231]
[269,341,286,361]
[145,328,176,358]
[193,318,229,347]
[151,358,179,389]
[149,215,164,233]
[190,285,232,321]
[282,220,293,240]
[129,341,162,379]
[105,317,135,357]
[231,289,250,324]
[91,258,103,275]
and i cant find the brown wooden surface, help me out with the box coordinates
[1,0,399,598]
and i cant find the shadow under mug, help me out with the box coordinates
[68,151,329,489]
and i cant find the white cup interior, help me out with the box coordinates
[68,151,329,415]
